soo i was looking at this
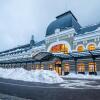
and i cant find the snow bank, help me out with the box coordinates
[62,73,100,80]
[0,68,63,84]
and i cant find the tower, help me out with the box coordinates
[30,35,35,47]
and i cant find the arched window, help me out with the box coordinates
[48,64,53,71]
[64,63,70,75]
[50,44,69,54]
[88,62,97,75]
[36,64,39,70]
[40,64,44,70]
[55,60,62,75]
[77,63,85,73]
[77,45,84,52]
[88,44,96,51]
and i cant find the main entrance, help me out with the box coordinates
[48,43,70,75]
[54,60,62,75]
[49,42,70,75]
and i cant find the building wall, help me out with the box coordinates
[45,28,100,53]
[45,28,75,52]
[74,30,100,51]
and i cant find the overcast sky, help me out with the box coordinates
[0,0,100,51]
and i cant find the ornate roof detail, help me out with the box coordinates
[46,11,81,36]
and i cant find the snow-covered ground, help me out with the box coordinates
[61,73,100,80]
[59,72,100,89]
[60,79,100,89]
[0,68,63,84]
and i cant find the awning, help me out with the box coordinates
[32,52,53,61]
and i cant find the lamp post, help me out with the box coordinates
[74,58,77,74]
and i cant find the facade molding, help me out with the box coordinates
[45,28,75,41]
[74,31,100,41]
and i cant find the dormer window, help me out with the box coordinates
[55,28,60,34]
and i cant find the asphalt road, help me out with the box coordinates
[0,93,30,100]
[0,78,100,100]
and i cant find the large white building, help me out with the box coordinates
[0,11,100,75]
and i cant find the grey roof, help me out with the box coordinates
[77,23,100,34]
[0,39,45,55]
[46,11,81,36]
[34,40,45,47]
[0,44,30,54]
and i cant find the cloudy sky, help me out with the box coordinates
[0,0,100,51]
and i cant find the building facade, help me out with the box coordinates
[46,11,100,54]
[0,11,100,75]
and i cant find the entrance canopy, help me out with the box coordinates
[32,52,53,61]
[32,52,71,62]
[32,49,100,62]
[67,49,100,59]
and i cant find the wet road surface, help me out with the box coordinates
[0,78,100,100]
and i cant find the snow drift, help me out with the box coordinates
[0,68,63,84]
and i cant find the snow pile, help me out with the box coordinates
[0,68,63,84]
[62,73,100,80]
